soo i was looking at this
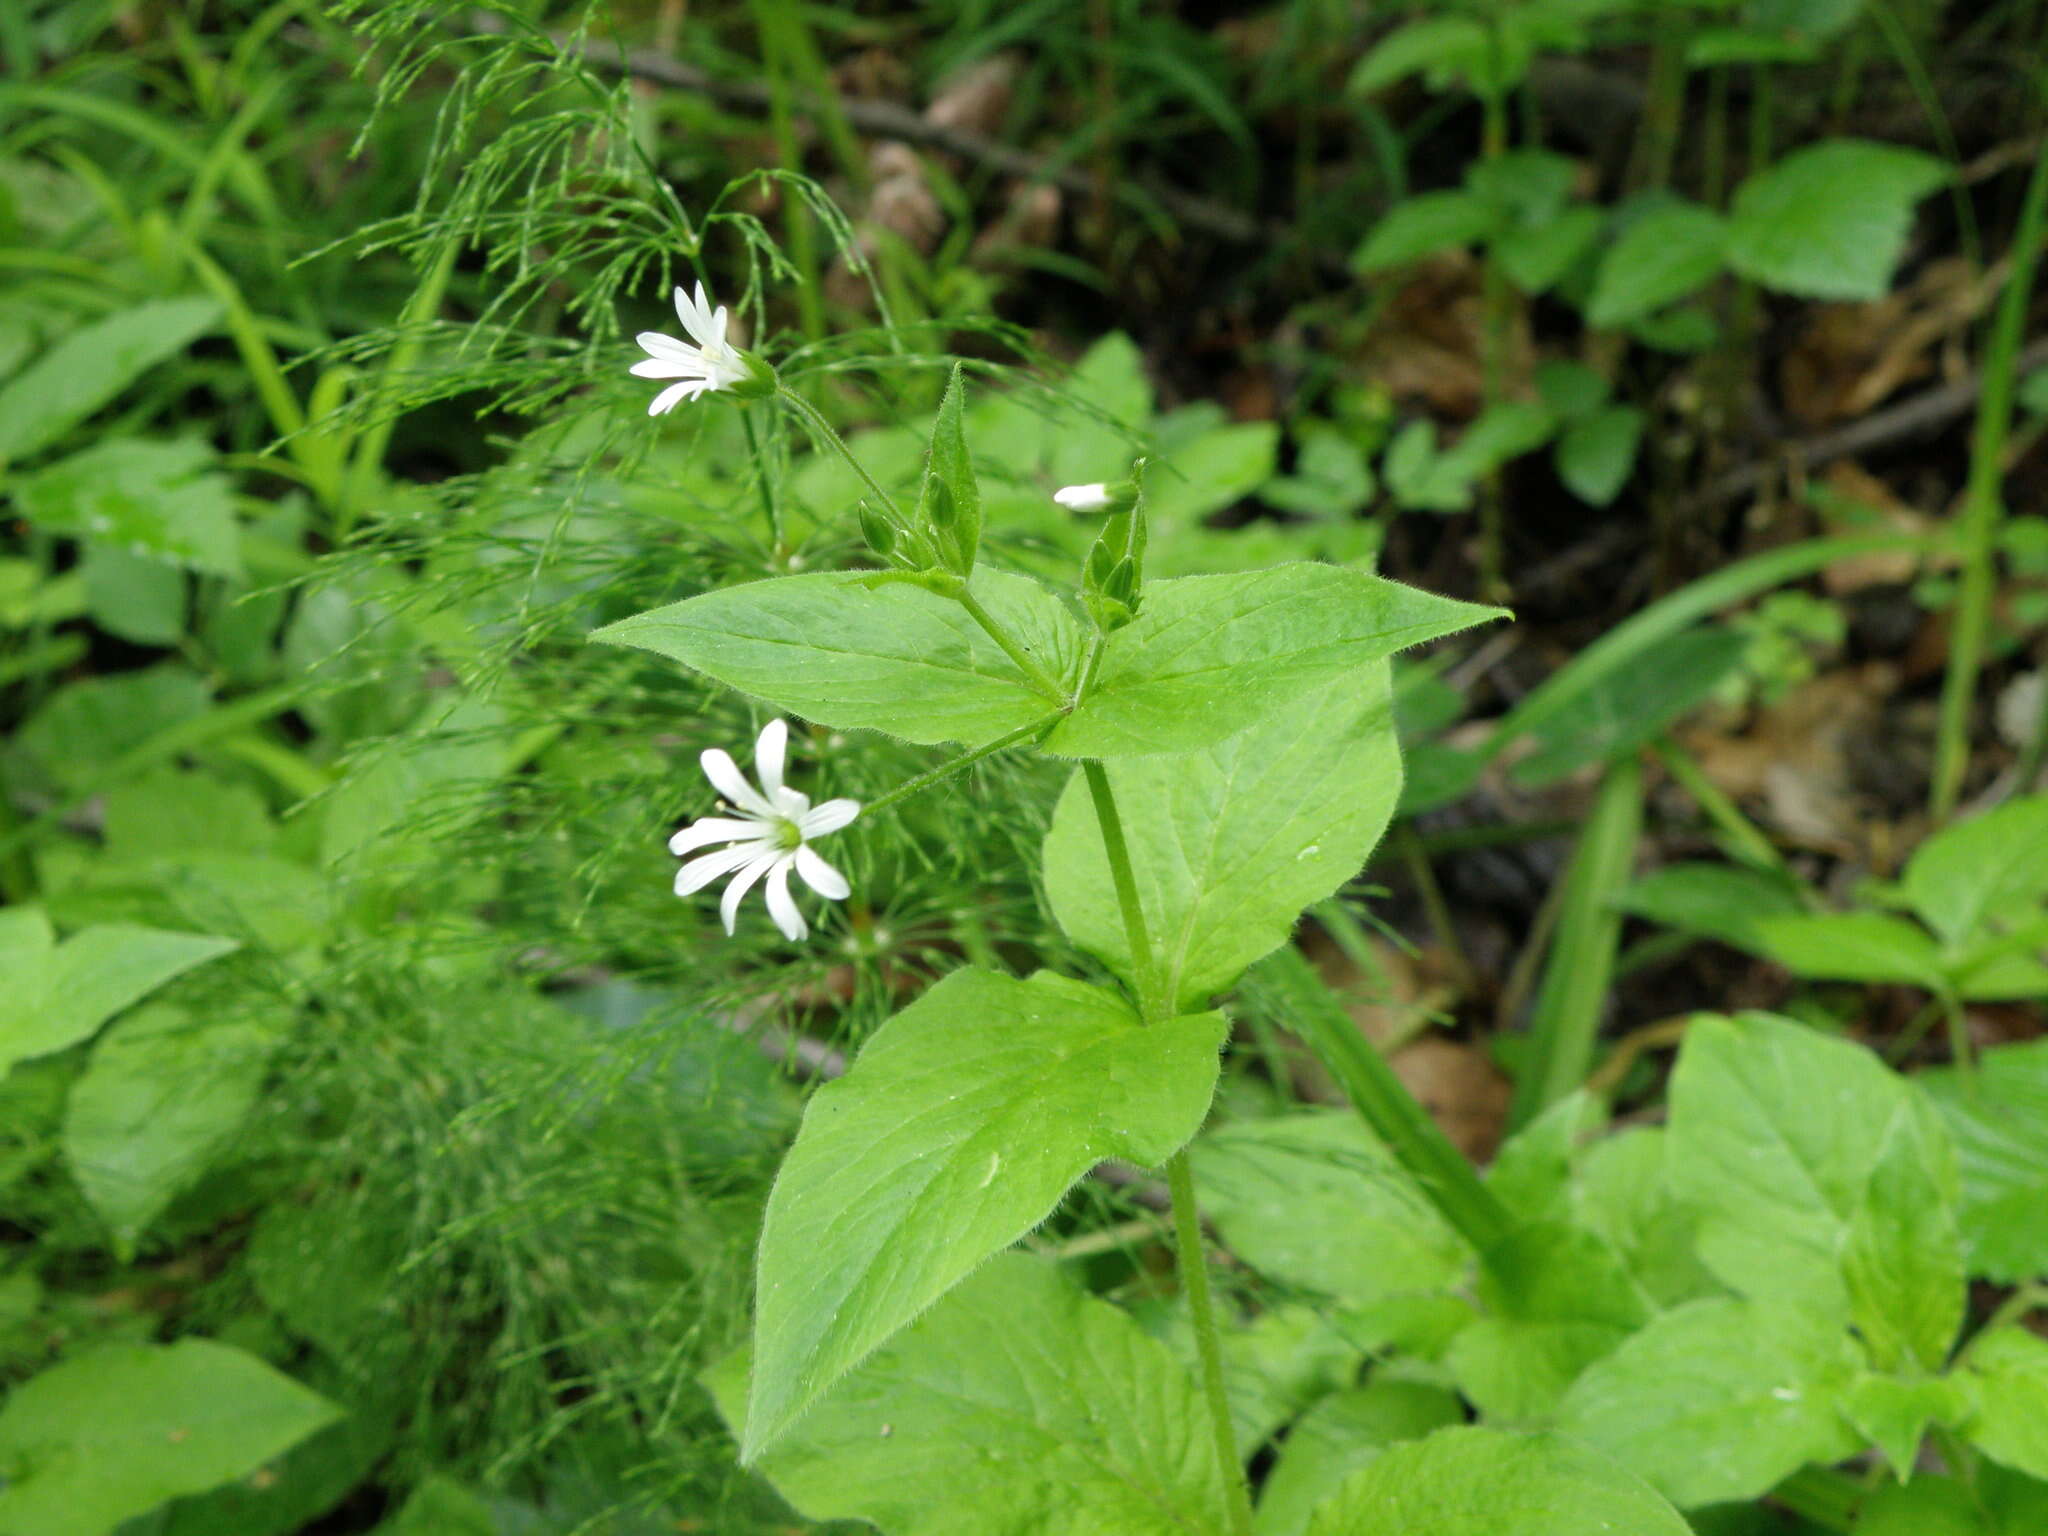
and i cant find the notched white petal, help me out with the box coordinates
[764,861,807,941]
[755,718,788,796]
[800,798,861,838]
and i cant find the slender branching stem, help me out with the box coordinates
[858,716,1060,822]
[776,382,903,518]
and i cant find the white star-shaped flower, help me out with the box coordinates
[669,719,859,941]
[631,282,753,415]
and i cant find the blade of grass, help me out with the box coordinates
[1931,103,2048,818]
[1509,754,1643,1129]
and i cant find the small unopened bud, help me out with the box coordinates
[858,501,897,557]
[1054,480,1137,514]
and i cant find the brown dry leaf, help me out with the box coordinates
[1818,462,1935,594]
[924,53,1019,137]
[1780,258,1985,429]
[824,143,947,309]
[1359,250,1531,418]
[971,180,1063,263]
[1388,1037,1512,1162]
[1679,667,1893,853]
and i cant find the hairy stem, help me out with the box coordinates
[858,715,1061,822]
[776,382,904,518]
[956,587,1070,702]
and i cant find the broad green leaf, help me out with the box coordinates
[1728,140,1949,301]
[744,968,1226,1457]
[0,1338,339,1536]
[0,916,239,1075]
[82,543,185,646]
[1146,421,1281,543]
[1466,150,1578,227]
[1162,1304,1362,1453]
[1901,795,2048,948]
[1920,1040,2048,1281]
[1496,205,1603,294]
[1353,192,1499,273]
[373,1477,497,1536]
[591,566,1082,749]
[1044,664,1401,1009]
[1961,1327,2048,1480]
[1049,332,1151,486]
[1745,911,1947,986]
[1446,1220,1649,1422]
[1839,1088,1965,1373]
[1187,1112,1467,1308]
[1862,1470,2048,1536]
[1438,400,1557,480]
[1667,1013,1929,1319]
[15,439,241,575]
[714,1254,1232,1536]
[10,664,211,793]
[1553,1298,1862,1507]
[1555,405,1644,507]
[1571,1129,1718,1309]
[64,1004,281,1255]
[1509,626,1744,787]
[1045,564,1504,759]
[1587,201,1728,329]
[1256,1381,1465,1536]
[1842,1371,1968,1479]
[1260,430,1373,522]
[0,297,220,465]
[1348,17,1490,94]
[1534,360,1612,420]
[1304,1425,1692,1536]
[1617,862,1808,952]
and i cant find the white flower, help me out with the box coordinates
[668,719,859,941]
[631,282,752,415]
[1054,482,1114,512]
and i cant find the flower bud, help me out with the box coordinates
[857,500,897,557]
[1054,480,1137,514]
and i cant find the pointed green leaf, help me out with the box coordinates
[0,917,239,1076]
[1667,1013,1929,1319]
[714,1255,1232,1536]
[1960,1327,2048,1481]
[65,1004,282,1254]
[920,364,981,575]
[1840,1089,1965,1373]
[592,566,1082,748]
[1045,565,1503,759]
[1353,191,1500,273]
[1045,663,1402,1009]
[1554,1298,1862,1507]
[1920,1039,2048,1281]
[0,297,221,465]
[1901,795,2048,948]
[1586,200,1728,329]
[744,968,1226,1457]
[1842,1372,1968,1479]
[1304,1426,1692,1535]
[1728,140,1949,300]
[0,1339,339,1535]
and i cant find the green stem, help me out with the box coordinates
[1931,124,2048,819]
[1651,736,1792,878]
[1249,946,1515,1258]
[1166,1149,1257,1536]
[956,587,1070,702]
[1082,760,1251,1533]
[740,409,785,553]
[859,715,1061,822]
[1938,988,1978,1085]
[1082,760,1164,1020]
[776,383,902,518]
